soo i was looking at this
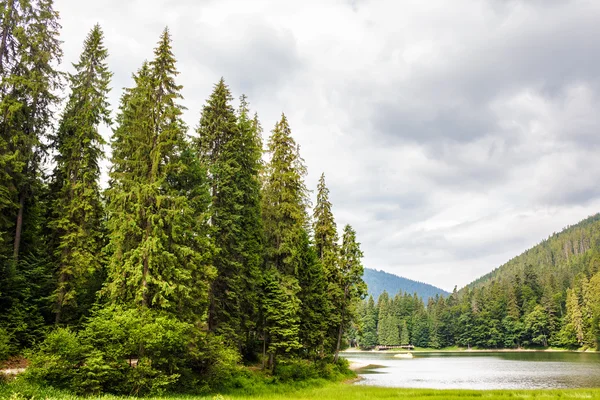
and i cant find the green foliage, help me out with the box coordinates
[49,24,112,325]
[262,269,302,365]
[0,0,63,351]
[26,307,212,395]
[195,82,263,355]
[0,8,370,396]
[104,29,213,321]
[0,327,12,361]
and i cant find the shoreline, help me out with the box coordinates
[343,347,598,354]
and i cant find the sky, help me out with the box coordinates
[54,0,600,291]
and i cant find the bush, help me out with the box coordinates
[26,306,197,395]
[25,328,84,389]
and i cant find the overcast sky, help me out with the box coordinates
[54,0,600,291]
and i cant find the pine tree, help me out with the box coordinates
[312,173,340,352]
[297,230,329,358]
[261,114,309,367]
[195,82,263,354]
[359,295,378,348]
[333,224,367,361]
[0,0,63,262]
[313,173,338,263]
[0,0,63,348]
[261,114,309,276]
[105,28,213,322]
[262,268,301,369]
[564,287,584,345]
[400,319,410,345]
[49,24,111,325]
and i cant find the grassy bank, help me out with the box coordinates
[2,380,600,400]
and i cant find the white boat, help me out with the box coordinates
[393,352,414,359]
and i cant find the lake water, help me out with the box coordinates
[343,351,600,390]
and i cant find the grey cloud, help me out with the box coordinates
[178,17,302,100]
[51,0,600,289]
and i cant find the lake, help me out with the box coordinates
[343,351,600,390]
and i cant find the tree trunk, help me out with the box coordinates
[13,192,24,261]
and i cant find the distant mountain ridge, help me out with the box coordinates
[466,213,600,290]
[362,268,449,301]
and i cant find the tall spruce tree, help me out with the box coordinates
[297,229,329,359]
[0,0,62,262]
[195,82,263,354]
[105,28,213,322]
[312,173,342,353]
[0,0,63,348]
[49,24,111,325]
[261,114,309,368]
[334,224,367,361]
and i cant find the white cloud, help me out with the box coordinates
[54,0,600,291]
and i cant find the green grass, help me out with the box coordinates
[2,380,600,400]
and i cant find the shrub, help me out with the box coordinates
[25,327,84,389]
[26,307,195,395]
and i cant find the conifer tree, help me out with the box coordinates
[49,24,111,325]
[312,173,340,351]
[359,295,378,347]
[0,0,62,347]
[297,230,329,358]
[401,319,410,345]
[105,29,213,322]
[262,268,301,369]
[0,0,62,262]
[195,82,263,354]
[261,114,309,367]
[262,114,309,276]
[313,173,338,263]
[334,224,367,361]
[564,287,584,345]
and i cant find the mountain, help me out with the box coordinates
[467,213,600,290]
[363,268,449,301]
[356,213,600,350]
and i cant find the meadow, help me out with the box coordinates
[3,380,600,400]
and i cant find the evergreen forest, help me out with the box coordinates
[0,1,367,395]
[2,0,600,398]
[357,214,600,350]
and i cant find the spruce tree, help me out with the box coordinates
[297,230,329,358]
[105,29,213,322]
[0,0,63,347]
[0,0,62,262]
[195,82,263,354]
[359,295,378,348]
[49,24,111,325]
[261,114,309,367]
[400,319,410,345]
[333,224,367,361]
[312,173,340,352]
[262,268,301,369]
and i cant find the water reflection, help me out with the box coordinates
[343,351,600,389]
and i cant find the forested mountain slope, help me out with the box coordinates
[356,213,600,350]
[363,268,449,300]
[468,213,600,290]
